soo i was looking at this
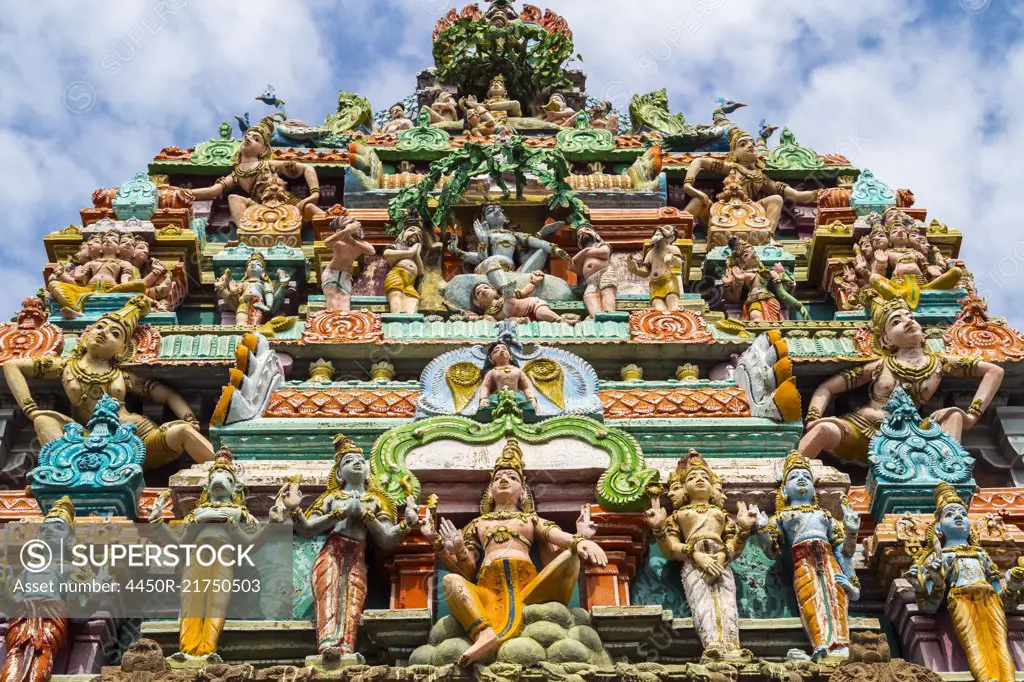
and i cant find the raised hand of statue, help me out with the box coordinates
[626,254,642,275]
[278,480,302,511]
[575,539,608,567]
[529,270,545,287]
[419,502,439,542]
[438,517,466,555]
[277,269,291,286]
[216,268,233,288]
[644,496,668,528]
[736,501,759,531]
[754,508,771,531]
[693,551,724,581]
[445,233,462,255]
[403,495,420,527]
[840,494,860,529]
[576,504,597,540]
[147,490,172,523]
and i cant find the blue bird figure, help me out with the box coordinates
[234,113,251,135]
[256,85,286,111]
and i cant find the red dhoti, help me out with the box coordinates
[792,540,849,657]
[1,609,67,682]
[311,533,367,655]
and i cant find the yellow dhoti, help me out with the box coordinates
[948,584,1016,682]
[792,540,849,657]
[649,273,680,304]
[178,555,233,657]
[384,268,419,299]
[49,280,147,312]
[445,551,580,643]
[870,269,962,311]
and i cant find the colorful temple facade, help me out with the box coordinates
[2,3,1024,681]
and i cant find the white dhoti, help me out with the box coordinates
[679,538,742,656]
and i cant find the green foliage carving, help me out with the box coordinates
[369,393,657,511]
[387,136,588,233]
[324,91,373,133]
[764,128,823,171]
[433,16,575,106]
[396,110,452,152]
[629,89,689,135]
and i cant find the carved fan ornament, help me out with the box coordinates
[300,310,382,344]
[630,309,714,343]
[0,298,63,363]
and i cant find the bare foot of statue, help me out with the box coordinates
[321,646,342,661]
[459,628,499,667]
[61,306,82,319]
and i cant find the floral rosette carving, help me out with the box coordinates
[629,309,713,343]
[944,294,1024,361]
[0,298,63,364]
[301,310,382,344]
[238,200,302,247]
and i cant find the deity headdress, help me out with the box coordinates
[44,496,75,526]
[489,74,507,91]
[236,113,282,162]
[245,250,272,283]
[726,235,756,267]
[776,450,818,511]
[307,434,396,522]
[184,447,258,529]
[76,295,152,364]
[921,482,979,557]
[667,449,726,508]
[870,297,914,352]
[480,439,535,513]
[726,125,758,164]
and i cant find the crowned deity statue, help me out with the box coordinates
[47,229,147,318]
[215,251,290,326]
[481,75,523,122]
[627,225,685,311]
[3,296,215,469]
[865,206,964,310]
[0,497,75,682]
[571,224,616,315]
[681,126,820,230]
[321,215,375,312]
[799,298,1004,464]
[419,439,608,667]
[272,435,418,662]
[904,483,1019,682]
[478,343,537,411]
[148,449,259,664]
[191,114,324,227]
[755,452,860,660]
[721,236,808,321]
[644,451,758,661]
[459,95,500,137]
[446,201,570,289]
[383,215,429,315]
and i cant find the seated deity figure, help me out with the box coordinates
[0,497,76,682]
[481,75,523,121]
[447,201,569,287]
[321,215,375,312]
[626,225,685,311]
[904,483,1019,682]
[460,95,500,137]
[867,207,963,309]
[644,451,758,661]
[379,103,415,135]
[2,295,216,469]
[148,449,259,664]
[800,298,1004,464]
[721,236,808,321]
[191,114,324,227]
[383,216,428,315]
[537,93,576,127]
[130,237,183,312]
[419,439,608,667]
[681,126,819,230]
[48,229,146,318]
[424,90,460,124]
[755,452,860,661]
[273,435,418,662]
[588,100,620,133]
[478,342,538,409]
[215,251,290,326]
[470,274,564,323]
[571,224,616,315]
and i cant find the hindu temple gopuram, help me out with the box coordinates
[3,3,1024,681]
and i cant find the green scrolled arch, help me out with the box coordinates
[369,394,657,511]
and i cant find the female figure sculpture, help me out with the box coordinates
[644,450,757,660]
[721,236,808,321]
[755,452,860,660]
[215,251,290,326]
[273,435,418,662]
[3,295,215,469]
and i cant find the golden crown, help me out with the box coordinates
[209,446,238,476]
[781,449,812,482]
[493,438,525,479]
[45,496,75,525]
[102,295,152,339]
[726,125,754,151]
[870,297,913,339]
[333,434,363,458]
[245,114,282,148]
[668,448,714,486]
[934,482,967,517]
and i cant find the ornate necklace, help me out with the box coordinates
[480,510,532,522]
[682,503,716,513]
[233,159,270,179]
[884,352,938,385]
[66,356,120,401]
[485,297,505,317]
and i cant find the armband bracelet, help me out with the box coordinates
[455,548,470,562]
[570,534,585,554]
[651,523,670,540]
[20,398,38,417]
[431,536,445,553]
[968,399,985,418]
[805,406,822,421]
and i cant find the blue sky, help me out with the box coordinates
[2,0,1022,325]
